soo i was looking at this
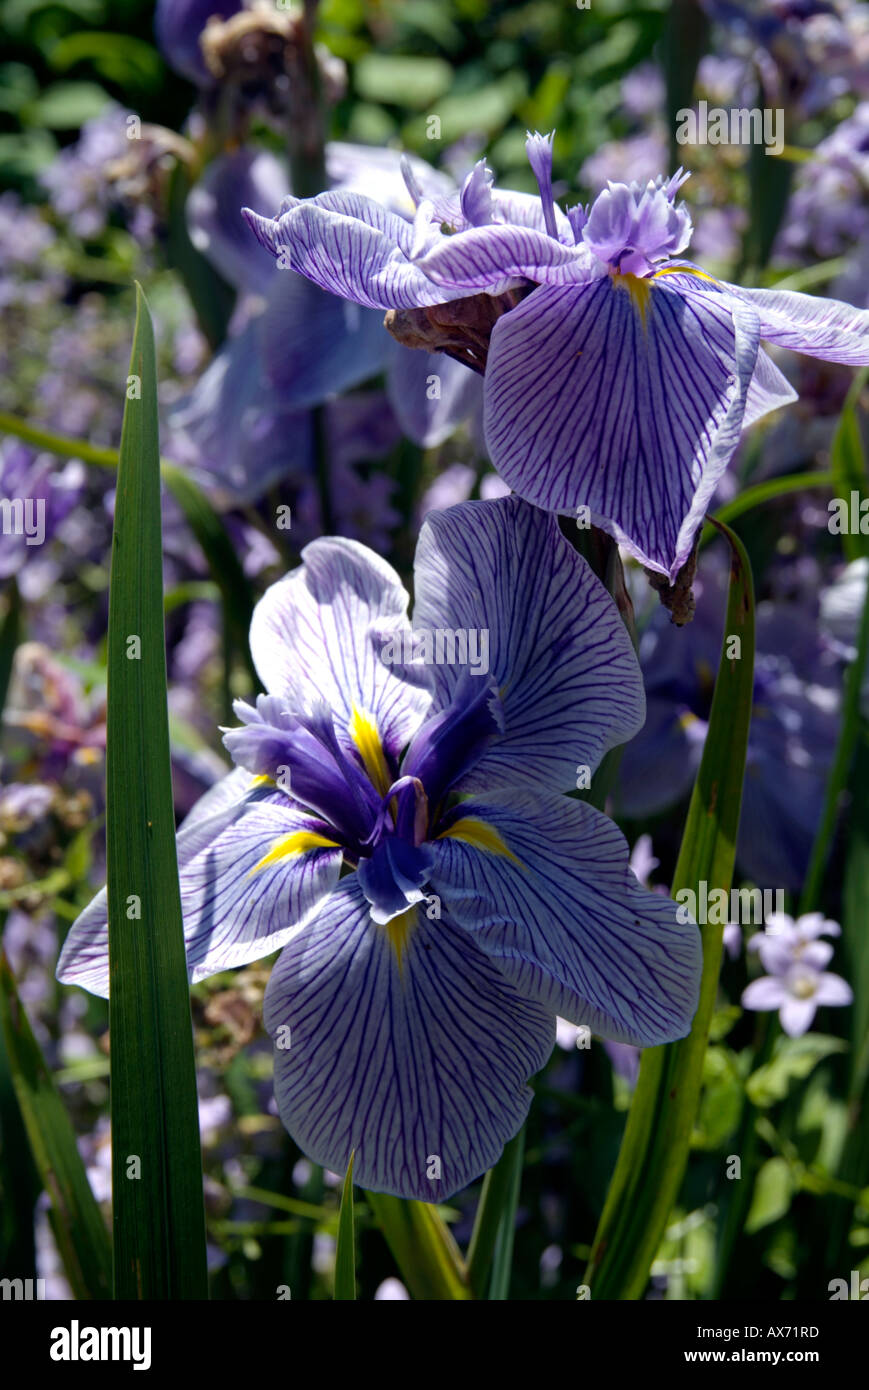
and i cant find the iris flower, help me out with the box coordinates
[244,131,869,580]
[58,497,700,1199]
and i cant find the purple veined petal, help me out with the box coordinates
[187,148,290,296]
[743,346,798,429]
[814,973,853,1007]
[410,496,645,793]
[723,284,869,366]
[243,199,460,311]
[263,877,555,1200]
[484,277,760,580]
[258,271,390,409]
[410,222,596,293]
[428,789,701,1046]
[249,538,433,762]
[778,996,819,1037]
[385,342,482,449]
[326,142,453,215]
[491,188,575,243]
[57,780,341,998]
[741,975,788,1011]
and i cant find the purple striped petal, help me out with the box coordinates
[411,223,596,293]
[249,539,432,761]
[243,198,460,311]
[57,781,341,998]
[410,496,645,792]
[724,284,869,366]
[743,347,798,429]
[484,277,760,579]
[429,790,702,1046]
[263,878,555,1199]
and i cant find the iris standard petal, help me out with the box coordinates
[57,784,341,997]
[484,277,760,579]
[429,790,702,1047]
[243,198,460,311]
[263,878,555,1200]
[187,147,290,295]
[249,537,433,761]
[410,496,645,792]
[724,284,869,366]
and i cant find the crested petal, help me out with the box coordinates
[57,782,342,998]
[484,277,760,579]
[724,284,869,366]
[429,790,702,1046]
[411,222,595,293]
[263,878,555,1200]
[249,538,432,760]
[410,496,645,792]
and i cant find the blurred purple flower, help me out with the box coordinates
[155,0,243,84]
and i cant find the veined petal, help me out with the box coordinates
[484,277,760,579]
[411,222,596,293]
[410,496,645,792]
[429,790,702,1046]
[724,284,869,366]
[263,879,555,1200]
[57,784,341,998]
[743,347,798,429]
[243,199,462,311]
[249,538,433,760]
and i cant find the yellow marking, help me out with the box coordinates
[251,774,274,787]
[437,817,522,866]
[385,906,416,973]
[611,271,652,326]
[651,264,719,286]
[249,830,341,875]
[349,706,392,796]
[677,711,700,731]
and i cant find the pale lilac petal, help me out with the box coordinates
[484,277,760,579]
[779,996,818,1037]
[385,343,481,448]
[742,975,788,1010]
[411,496,645,792]
[725,284,869,366]
[429,790,701,1046]
[249,538,432,759]
[743,347,798,429]
[814,973,853,1007]
[264,879,555,1200]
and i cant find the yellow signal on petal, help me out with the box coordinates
[249,830,341,875]
[611,271,652,327]
[385,906,416,973]
[437,817,523,866]
[651,264,720,287]
[349,706,392,796]
[251,774,274,787]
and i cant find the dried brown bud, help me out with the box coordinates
[384,289,524,374]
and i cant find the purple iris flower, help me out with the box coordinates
[57,497,700,1199]
[155,0,243,84]
[244,132,869,580]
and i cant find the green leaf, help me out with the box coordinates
[467,1127,524,1299]
[745,1157,794,1234]
[0,581,22,733]
[706,470,832,536]
[366,1192,471,1300]
[585,521,755,1300]
[830,375,869,564]
[106,283,208,1299]
[0,949,112,1298]
[334,1152,356,1300]
[22,80,110,129]
[355,54,452,108]
[746,1035,848,1109]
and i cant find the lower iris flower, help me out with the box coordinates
[58,497,700,1199]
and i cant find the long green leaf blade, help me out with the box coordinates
[366,1192,471,1300]
[0,948,112,1298]
[107,283,208,1299]
[585,520,755,1299]
[334,1153,356,1300]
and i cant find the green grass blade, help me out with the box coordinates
[0,947,112,1298]
[0,580,22,723]
[366,1192,471,1300]
[466,1127,524,1299]
[334,1152,356,1300]
[585,520,756,1300]
[830,371,869,565]
[107,283,208,1299]
[485,1127,524,1301]
[704,470,832,537]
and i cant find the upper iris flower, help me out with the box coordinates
[57,496,700,1199]
[244,131,869,581]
